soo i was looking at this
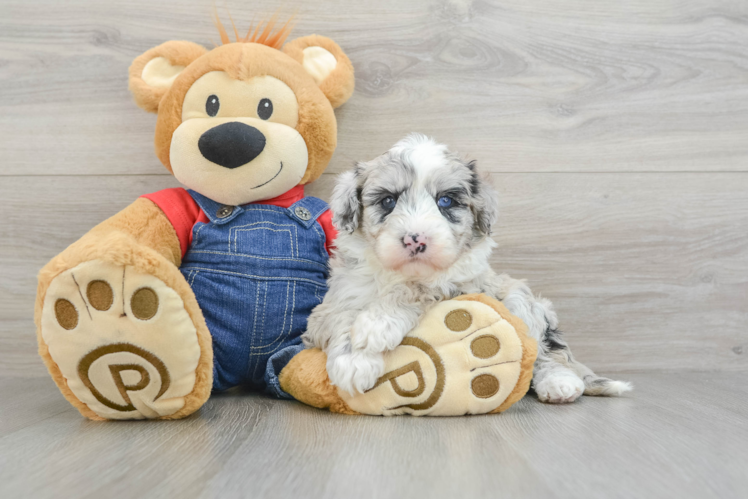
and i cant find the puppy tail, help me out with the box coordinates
[581,375,633,397]
[569,356,633,396]
[543,327,632,397]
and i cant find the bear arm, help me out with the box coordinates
[88,197,182,267]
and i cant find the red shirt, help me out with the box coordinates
[142,185,337,259]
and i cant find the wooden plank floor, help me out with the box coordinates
[0,372,746,498]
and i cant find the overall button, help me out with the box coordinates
[294,206,312,221]
[216,205,234,218]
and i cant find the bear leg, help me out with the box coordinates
[280,294,537,416]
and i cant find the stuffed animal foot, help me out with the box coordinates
[39,259,212,420]
[280,294,537,416]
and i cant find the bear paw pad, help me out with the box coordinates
[41,260,203,420]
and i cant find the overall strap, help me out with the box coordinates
[186,189,245,225]
[287,197,329,228]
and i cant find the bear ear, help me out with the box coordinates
[128,41,208,113]
[283,35,354,109]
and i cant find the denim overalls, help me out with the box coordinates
[179,190,330,397]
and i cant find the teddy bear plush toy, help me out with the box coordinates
[34,18,537,419]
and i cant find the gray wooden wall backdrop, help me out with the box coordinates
[1,0,747,378]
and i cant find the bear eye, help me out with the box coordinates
[206,95,219,117]
[258,98,273,120]
[437,196,453,208]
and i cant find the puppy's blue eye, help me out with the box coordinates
[437,196,453,208]
[381,196,396,210]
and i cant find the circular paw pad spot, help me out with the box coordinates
[54,299,78,330]
[87,280,113,311]
[471,374,500,398]
[444,309,472,331]
[470,335,500,359]
[131,287,158,320]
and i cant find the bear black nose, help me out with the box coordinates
[198,122,266,169]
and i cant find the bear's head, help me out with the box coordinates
[128,20,354,206]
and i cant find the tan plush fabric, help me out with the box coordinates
[35,199,213,420]
[91,197,183,266]
[282,35,355,109]
[452,294,538,414]
[279,295,537,416]
[129,41,208,113]
[130,37,353,185]
[279,349,359,415]
[41,260,203,420]
[142,57,186,89]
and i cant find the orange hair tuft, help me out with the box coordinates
[213,7,295,50]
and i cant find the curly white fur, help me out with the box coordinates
[304,134,632,402]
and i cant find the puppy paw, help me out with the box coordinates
[535,374,585,404]
[351,310,407,352]
[327,350,385,394]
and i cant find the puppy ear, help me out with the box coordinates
[469,163,500,235]
[129,41,207,113]
[331,170,362,233]
[283,35,354,109]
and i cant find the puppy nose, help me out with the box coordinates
[198,121,266,169]
[402,233,428,254]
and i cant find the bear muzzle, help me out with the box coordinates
[198,121,267,169]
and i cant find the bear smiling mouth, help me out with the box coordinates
[251,162,283,189]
